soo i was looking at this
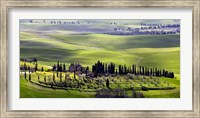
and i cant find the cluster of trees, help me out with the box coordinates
[36,72,107,90]
[52,61,66,72]
[20,62,38,73]
[119,64,175,78]
[37,72,80,89]
[92,61,175,78]
[92,61,116,76]
[52,61,67,77]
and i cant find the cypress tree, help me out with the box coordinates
[121,65,123,74]
[115,69,118,75]
[29,74,31,81]
[129,66,132,74]
[124,65,127,74]
[24,71,26,79]
[59,64,62,72]
[56,69,58,77]
[152,68,154,76]
[65,73,67,87]
[28,66,30,73]
[113,63,115,74]
[132,65,134,74]
[171,72,174,78]
[159,70,161,77]
[35,63,38,72]
[106,78,109,88]
[52,64,55,71]
[74,71,76,79]
[160,70,162,77]
[53,73,55,83]
[134,65,137,75]
[119,65,121,74]
[102,63,105,73]
[86,66,89,76]
[105,63,108,73]
[155,68,158,76]
[162,70,165,76]
[24,62,27,71]
[60,72,62,82]
[145,67,147,75]
[63,63,66,71]
[142,66,145,75]
[44,76,46,83]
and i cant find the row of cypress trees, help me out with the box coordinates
[92,61,174,78]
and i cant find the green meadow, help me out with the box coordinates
[20,32,180,72]
[20,28,180,98]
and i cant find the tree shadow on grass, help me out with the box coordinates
[29,81,71,93]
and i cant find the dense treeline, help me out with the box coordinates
[92,61,174,78]
[92,61,116,75]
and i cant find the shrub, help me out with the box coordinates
[141,86,148,91]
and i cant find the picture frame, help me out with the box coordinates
[0,0,199,117]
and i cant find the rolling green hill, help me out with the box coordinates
[20,32,180,74]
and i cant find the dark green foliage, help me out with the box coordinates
[106,79,109,88]
[74,71,76,79]
[52,64,56,71]
[60,72,62,82]
[24,62,27,71]
[24,71,26,79]
[41,67,44,72]
[28,66,30,73]
[29,74,31,81]
[59,64,62,72]
[85,66,89,76]
[141,86,148,91]
[57,61,59,77]
[63,63,66,71]
[53,73,55,82]
[35,63,38,72]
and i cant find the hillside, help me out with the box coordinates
[20,32,180,74]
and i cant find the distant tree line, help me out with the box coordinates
[20,57,37,63]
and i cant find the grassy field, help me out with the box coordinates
[20,28,180,98]
[20,78,95,98]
